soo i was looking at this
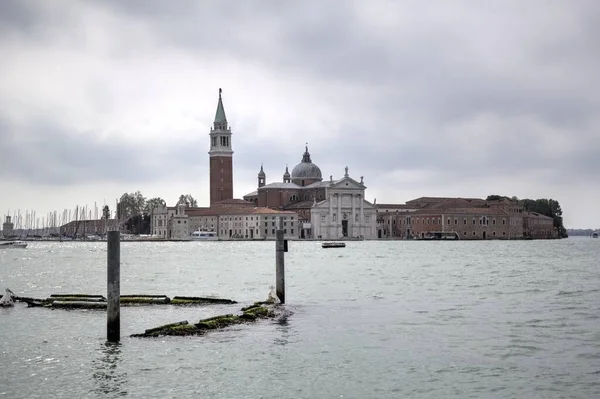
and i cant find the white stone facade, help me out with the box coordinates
[310,175,377,240]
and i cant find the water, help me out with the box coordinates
[1,239,599,398]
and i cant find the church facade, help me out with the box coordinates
[243,147,378,240]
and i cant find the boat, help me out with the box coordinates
[421,232,460,240]
[190,231,218,241]
[592,232,599,238]
[322,242,346,248]
[0,289,15,307]
[0,241,28,248]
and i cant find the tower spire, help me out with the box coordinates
[214,88,227,125]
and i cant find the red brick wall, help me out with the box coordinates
[210,156,233,205]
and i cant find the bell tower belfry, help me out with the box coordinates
[208,88,234,205]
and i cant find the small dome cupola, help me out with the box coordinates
[258,164,266,187]
[283,165,291,183]
[291,144,323,186]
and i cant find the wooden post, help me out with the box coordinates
[107,230,120,342]
[275,216,285,304]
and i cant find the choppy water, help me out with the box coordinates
[1,238,599,398]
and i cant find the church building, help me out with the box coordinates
[243,147,378,239]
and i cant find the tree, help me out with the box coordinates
[101,205,110,220]
[177,194,198,207]
[486,195,510,201]
[519,198,568,238]
[117,191,146,219]
[145,197,166,214]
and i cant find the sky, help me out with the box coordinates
[0,0,598,228]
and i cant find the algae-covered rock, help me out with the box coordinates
[171,296,237,305]
[50,294,106,300]
[52,300,107,309]
[195,314,241,329]
[131,303,280,338]
[120,296,170,304]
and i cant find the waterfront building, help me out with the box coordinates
[151,203,297,240]
[374,196,558,240]
[2,215,14,238]
[243,148,378,239]
[523,212,557,239]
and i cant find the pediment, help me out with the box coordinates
[330,177,365,190]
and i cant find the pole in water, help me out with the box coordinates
[276,217,285,304]
[107,230,120,342]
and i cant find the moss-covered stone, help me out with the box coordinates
[242,305,270,319]
[119,296,170,304]
[131,303,281,338]
[172,296,237,305]
[50,294,105,299]
[195,314,242,329]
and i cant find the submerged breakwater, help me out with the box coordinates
[1,239,599,398]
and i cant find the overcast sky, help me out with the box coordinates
[1,0,598,228]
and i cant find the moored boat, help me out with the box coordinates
[190,231,218,241]
[322,242,346,248]
[0,241,28,248]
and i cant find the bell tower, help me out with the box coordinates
[208,88,234,205]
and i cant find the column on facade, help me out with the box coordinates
[351,194,356,238]
[359,194,364,239]
[328,193,333,239]
[337,193,342,238]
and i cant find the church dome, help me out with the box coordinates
[291,146,322,182]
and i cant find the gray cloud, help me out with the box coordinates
[0,0,599,226]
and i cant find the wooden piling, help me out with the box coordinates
[276,217,285,304]
[107,230,120,342]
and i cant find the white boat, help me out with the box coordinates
[0,241,28,248]
[190,231,218,241]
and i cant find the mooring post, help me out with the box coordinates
[107,230,120,342]
[275,216,285,304]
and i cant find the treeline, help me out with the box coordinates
[98,191,198,220]
[96,192,199,235]
[486,195,568,238]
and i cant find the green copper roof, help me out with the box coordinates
[214,88,227,123]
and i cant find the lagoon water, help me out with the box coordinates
[1,239,599,398]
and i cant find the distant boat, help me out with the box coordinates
[0,241,27,248]
[592,232,599,238]
[190,231,218,241]
[322,242,346,248]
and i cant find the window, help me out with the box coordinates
[502,218,506,225]
[426,218,430,224]
[463,218,467,225]
[447,218,450,225]
[463,231,467,235]
[284,229,287,234]
[291,229,294,234]
[272,229,275,234]
[472,218,475,225]
[473,231,476,236]
[265,229,268,235]
[454,218,458,225]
